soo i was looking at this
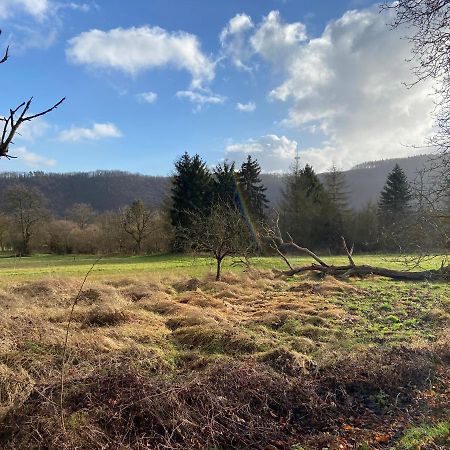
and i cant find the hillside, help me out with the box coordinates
[0,154,435,214]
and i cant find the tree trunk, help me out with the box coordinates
[280,263,450,281]
[216,257,222,281]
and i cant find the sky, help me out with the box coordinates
[0,0,436,175]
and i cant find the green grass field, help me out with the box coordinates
[0,252,443,281]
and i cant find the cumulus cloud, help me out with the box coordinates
[137,91,158,104]
[67,26,215,89]
[236,102,256,112]
[220,13,254,70]
[250,11,307,65]
[13,146,56,168]
[223,7,435,171]
[225,134,297,172]
[59,122,122,142]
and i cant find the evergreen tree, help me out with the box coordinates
[279,164,329,248]
[237,155,268,222]
[213,161,238,207]
[324,164,350,211]
[323,164,351,247]
[170,152,213,248]
[378,164,412,218]
[378,164,413,250]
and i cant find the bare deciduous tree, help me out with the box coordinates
[5,184,47,255]
[182,203,256,280]
[121,200,157,254]
[0,30,65,159]
[66,203,95,230]
[383,1,450,265]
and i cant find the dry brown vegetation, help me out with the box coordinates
[0,270,448,449]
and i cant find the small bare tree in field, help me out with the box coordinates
[182,203,256,281]
[0,30,65,159]
[120,200,157,254]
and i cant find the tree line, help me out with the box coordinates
[0,152,447,266]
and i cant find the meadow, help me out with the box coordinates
[0,253,448,449]
[0,252,441,280]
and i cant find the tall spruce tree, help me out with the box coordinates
[323,164,351,248]
[213,161,238,207]
[378,164,413,250]
[237,155,268,222]
[279,164,329,248]
[170,152,213,248]
[324,164,350,211]
[378,164,412,218]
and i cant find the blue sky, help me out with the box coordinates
[0,0,435,175]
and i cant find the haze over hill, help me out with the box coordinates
[0,154,434,215]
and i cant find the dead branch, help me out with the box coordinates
[0,97,65,158]
[341,236,355,267]
[266,222,450,281]
[281,262,450,281]
[0,30,65,158]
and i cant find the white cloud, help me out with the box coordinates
[220,13,254,70]
[176,90,226,111]
[225,134,297,172]
[236,102,256,112]
[222,8,435,171]
[64,2,91,13]
[0,0,50,21]
[221,10,307,70]
[59,122,122,142]
[137,91,158,104]
[250,11,307,65]
[13,146,56,167]
[67,26,215,89]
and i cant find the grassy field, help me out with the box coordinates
[0,252,442,280]
[0,253,448,449]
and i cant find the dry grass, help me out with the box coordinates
[0,270,448,449]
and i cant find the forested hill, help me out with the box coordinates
[0,171,170,215]
[0,154,434,215]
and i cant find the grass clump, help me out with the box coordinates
[258,347,311,376]
[396,421,449,449]
[172,325,263,354]
[83,306,129,327]
[0,364,33,420]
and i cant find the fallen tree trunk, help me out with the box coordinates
[281,263,450,281]
[264,215,450,282]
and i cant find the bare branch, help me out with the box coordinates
[341,236,356,267]
[0,97,65,158]
[0,30,65,159]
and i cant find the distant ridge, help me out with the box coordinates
[0,154,435,214]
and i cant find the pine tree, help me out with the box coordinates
[237,155,268,222]
[170,152,213,248]
[213,161,238,207]
[378,164,412,218]
[378,164,413,250]
[324,164,350,211]
[323,164,351,248]
[279,164,328,247]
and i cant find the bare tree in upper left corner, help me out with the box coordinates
[0,30,65,159]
